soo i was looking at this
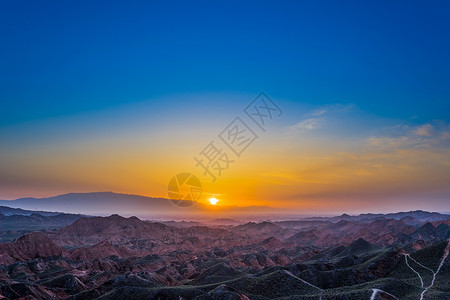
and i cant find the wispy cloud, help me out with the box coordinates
[310,103,354,116]
[367,122,450,151]
[291,118,321,130]
[414,123,434,136]
[311,108,328,116]
[278,119,450,210]
[289,103,354,132]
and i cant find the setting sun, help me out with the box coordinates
[208,197,219,205]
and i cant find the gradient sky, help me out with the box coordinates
[1,1,449,214]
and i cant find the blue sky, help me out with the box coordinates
[1,0,449,126]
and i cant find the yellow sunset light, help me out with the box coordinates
[208,197,219,205]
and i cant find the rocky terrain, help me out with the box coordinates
[0,209,449,299]
[0,207,86,243]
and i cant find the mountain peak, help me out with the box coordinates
[418,222,436,233]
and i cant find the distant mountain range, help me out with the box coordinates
[0,207,87,243]
[0,192,176,217]
[306,210,450,223]
[1,192,449,221]
[0,192,274,218]
[0,205,86,217]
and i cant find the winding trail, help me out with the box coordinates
[408,255,434,274]
[403,240,450,300]
[405,254,425,288]
[370,288,399,300]
[420,241,450,300]
[283,270,323,300]
[369,240,449,300]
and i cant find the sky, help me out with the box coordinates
[0,0,449,214]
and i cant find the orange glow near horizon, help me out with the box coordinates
[0,98,449,214]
